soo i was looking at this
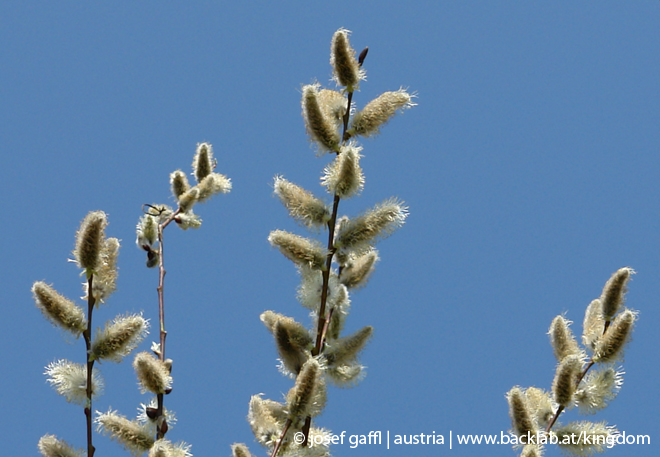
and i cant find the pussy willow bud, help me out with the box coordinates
[335,198,408,255]
[96,409,155,455]
[324,326,373,366]
[274,320,312,376]
[274,176,330,228]
[552,354,582,408]
[38,434,83,457]
[177,187,199,212]
[524,387,555,430]
[32,281,87,336]
[339,249,379,289]
[136,214,158,249]
[286,358,325,421]
[582,299,605,352]
[248,395,287,448]
[268,230,328,270]
[520,444,542,457]
[88,237,120,303]
[549,315,581,362]
[133,351,173,394]
[231,443,255,457]
[349,89,415,138]
[73,210,107,272]
[45,359,104,405]
[322,143,364,199]
[318,89,347,128]
[192,142,214,183]
[196,172,232,203]
[330,28,362,90]
[593,309,636,363]
[507,387,537,437]
[302,84,341,153]
[148,439,192,457]
[600,267,634,321]
[91,314,148,362]
[175,211,202,230]
[170,170,190,200]
[554,421,618,456]
[574,366,623,414]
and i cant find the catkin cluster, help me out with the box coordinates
[506,268,637,457]
[34,211,148,457]
[232,29,414,457]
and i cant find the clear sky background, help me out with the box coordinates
[2,2,658,456]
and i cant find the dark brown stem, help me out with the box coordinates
[84,275,96,457]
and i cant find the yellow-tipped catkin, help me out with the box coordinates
[520,444,543,457]
[170,169,190,200]
[133,351,172,394]
[554,421,617,456]
[552,354,582,408]
[600,267,634,321]
[335,198,408,255]
[231,443,255,457]
[88,237,120,303]
[268,230,328,270]
[96,409,155,456]
[136,214,158,249]
[274,176,330,228]
[339,249,379,289]
[177,187,199,213]
[45,359,104,405]
[318,89,347,128]
[302,84,341,153]
[507,386,537,437]
[32,281,87,336]
[286,358,325,421]
[192,142,214,183]
[324,326,373,366]
[148,439,192,457]
[91,314,148,362]
[38,434,83,457]
[322,143,365,199]
[349,89,415,138]
[582,299,604,352]
[593,309,636,363]
[175,211,202,230]
[524,387,555,430]
[330,28,362,90]
[73,210,107,272]
[248,395,287,448]
[574,366,623,414]
[196,172,232,203]
[549,315,581,362]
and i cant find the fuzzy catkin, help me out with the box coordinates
[600,267,633,321]
[32,281,87,335]
[593,309,635,363]
[73,211,107,271]
[507,387,537,437]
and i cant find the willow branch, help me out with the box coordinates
[83,275,96,457]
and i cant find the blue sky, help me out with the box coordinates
[2,2,659,456]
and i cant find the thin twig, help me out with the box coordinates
[84,275,96,457]
[154,208,181,439]
[270,419,292,457]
